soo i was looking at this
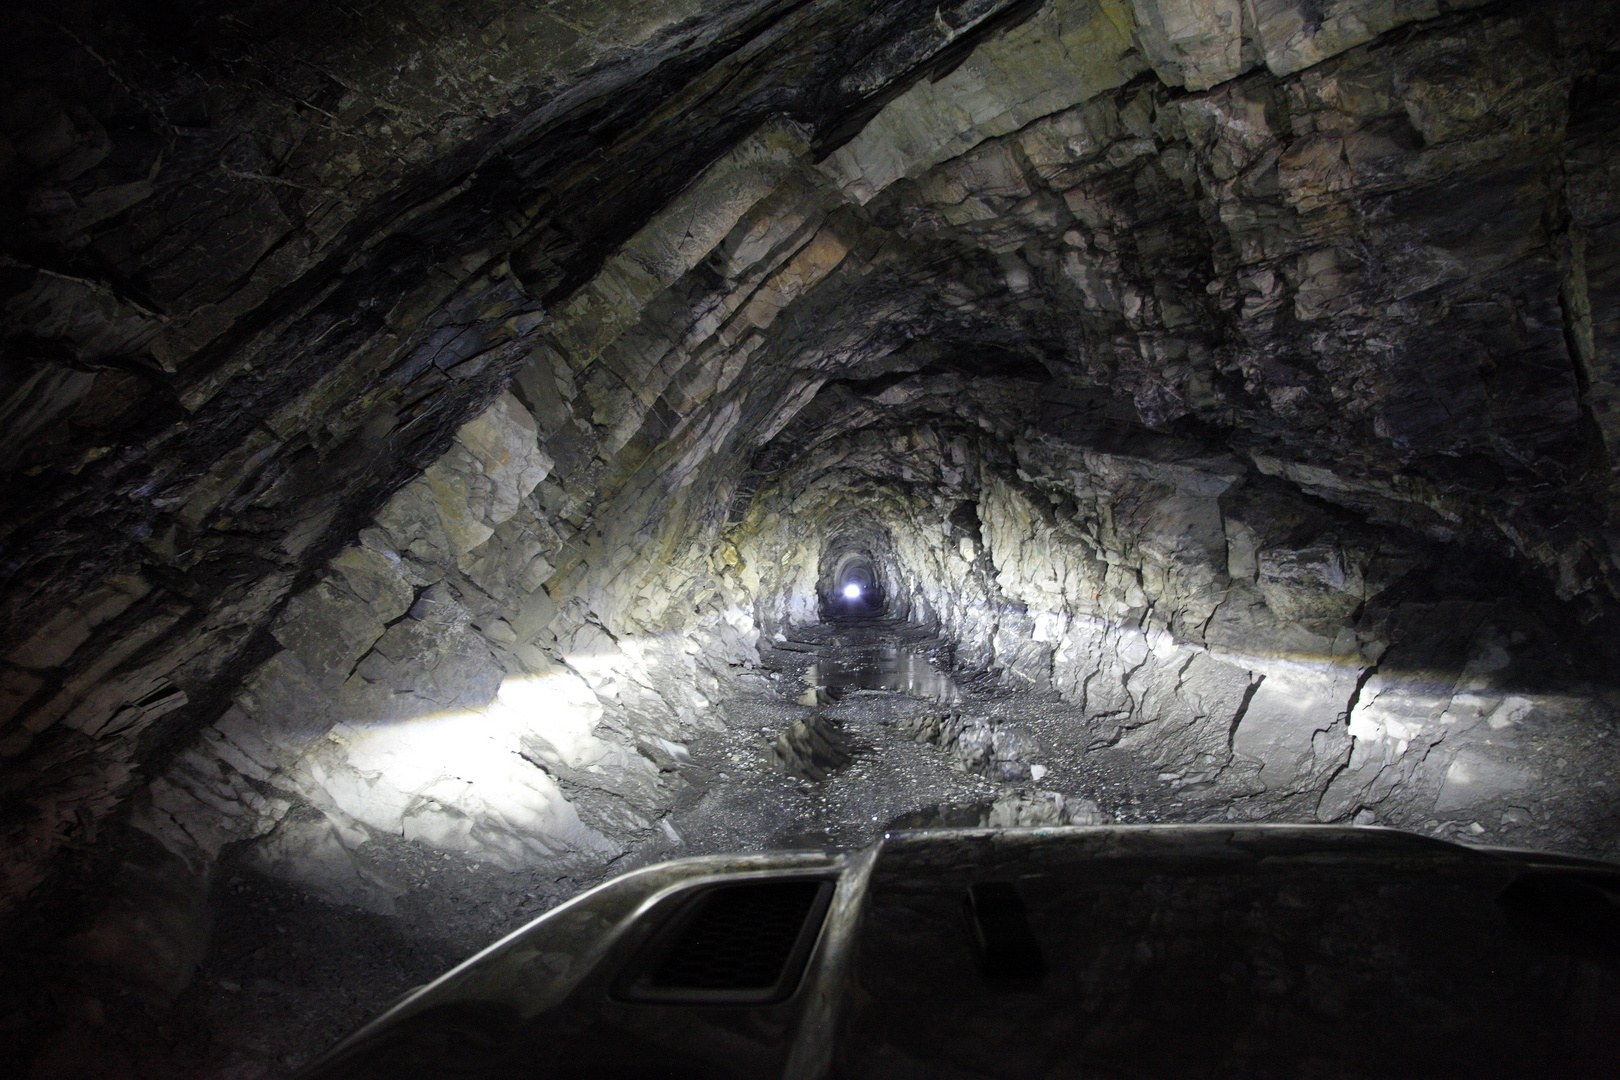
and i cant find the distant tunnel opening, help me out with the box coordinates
[821,548,887,619]
[817,522,903,622]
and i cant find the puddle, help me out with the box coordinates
[803,647,959,704]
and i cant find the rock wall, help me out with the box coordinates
[973,439,1620,848]
[0,0,1056,915]
[726,414,1620,855]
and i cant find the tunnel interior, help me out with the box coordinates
[817,526,894,620]
[2,0,1620,1075]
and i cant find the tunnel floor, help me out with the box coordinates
[762,615,959,701]
[26,614,1608,1078]
[163,622,1199,1075]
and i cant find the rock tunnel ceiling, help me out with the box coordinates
[3,0,1620,1071]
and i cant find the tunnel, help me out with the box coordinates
[817,523,895,620]
[2,0,1620,1074]
[825,551,883,618]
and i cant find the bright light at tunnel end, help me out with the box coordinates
[842,583,862,599]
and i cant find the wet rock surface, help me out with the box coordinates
[769,714,859,782]
[2,0,1620,1075]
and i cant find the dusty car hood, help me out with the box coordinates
[298,825,1620,1079]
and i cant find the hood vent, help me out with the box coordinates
[615,878,835,1005]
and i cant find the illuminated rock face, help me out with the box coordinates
[2,0,1620,1024]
